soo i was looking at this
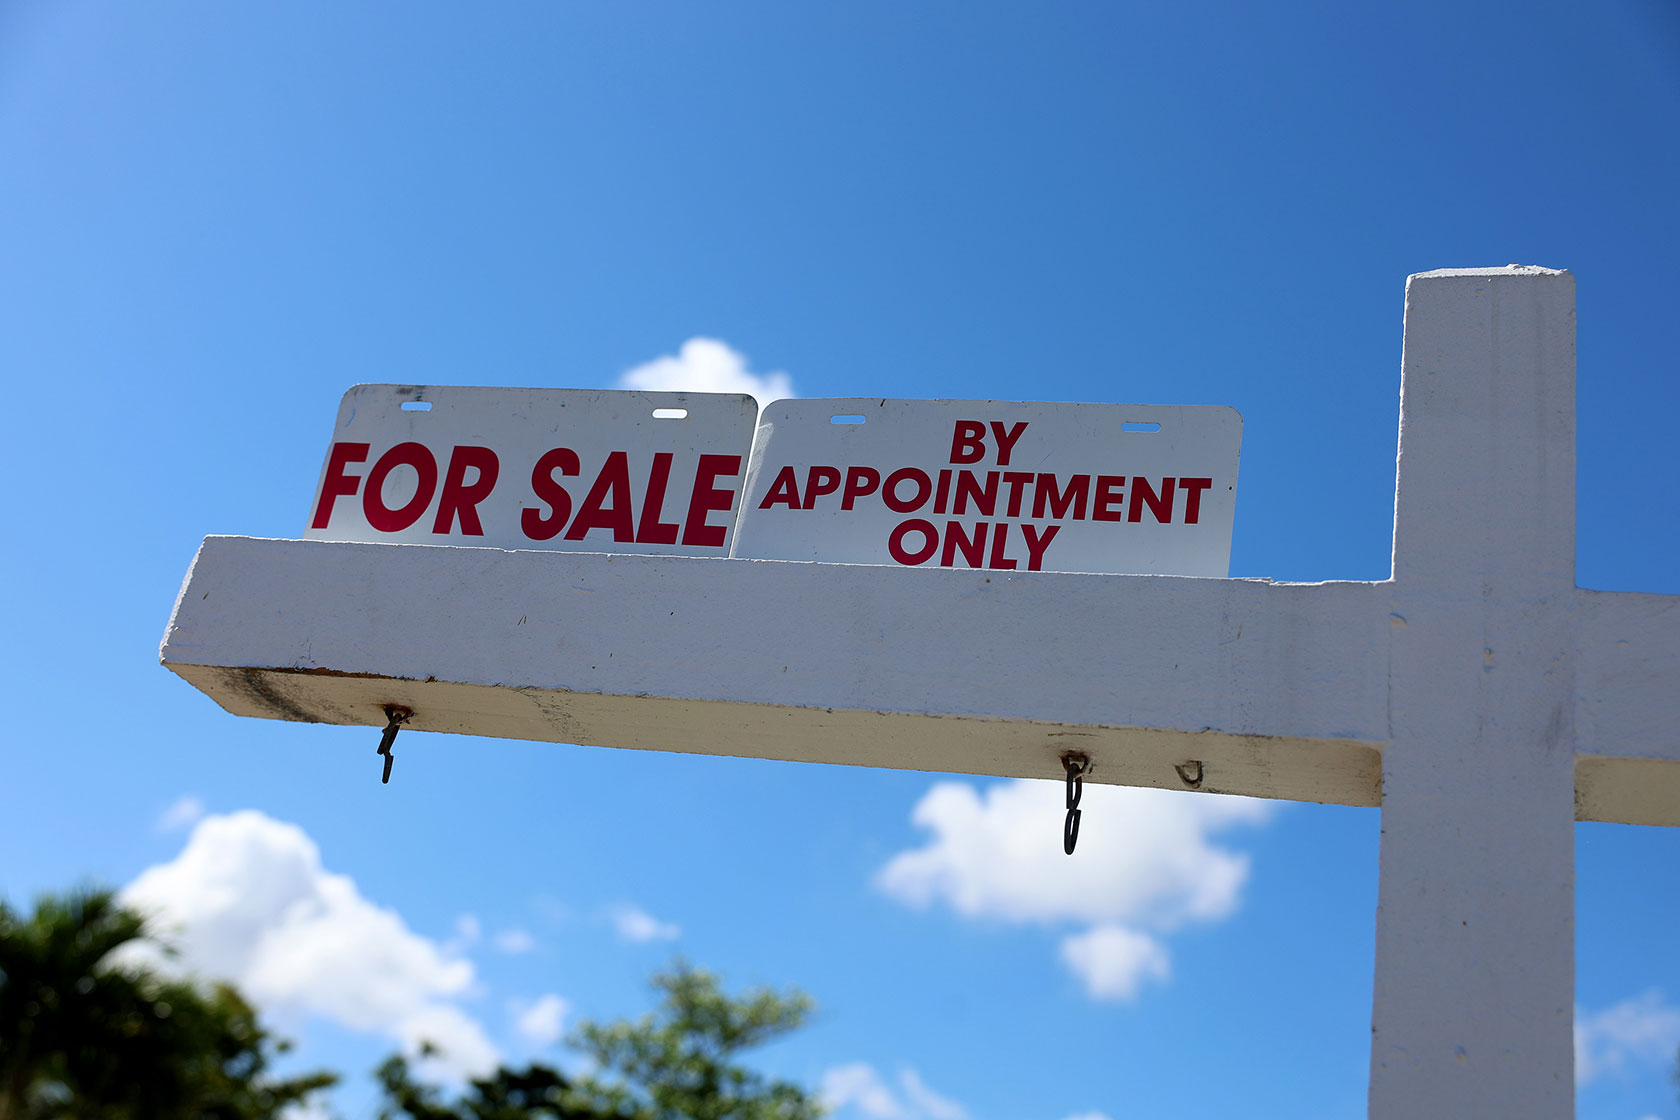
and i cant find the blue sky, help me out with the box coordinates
[3,2,1679,1118]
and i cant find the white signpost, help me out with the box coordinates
[160,267,1680,1118]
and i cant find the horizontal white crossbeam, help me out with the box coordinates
[162,534,1680,824]
[163,535,1391,807]
[1573,588,1680,825]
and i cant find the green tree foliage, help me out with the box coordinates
[378,963,821,1120]
[375,1047,594,1120]
[565,963,821,1120]
[0,888,335,1120]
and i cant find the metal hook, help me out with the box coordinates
[1061,752,1090,855]
[378,706,411,784]
[1063,806,1081,854]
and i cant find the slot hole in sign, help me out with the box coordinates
[831,414,866,425]
[652,408,688,419]
[1122,421,1160,433]
[400,401,432,412]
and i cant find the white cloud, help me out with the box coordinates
[1058,926,1171,1001]
[492,928,537,954]
[610,904,681,943]
[617,338,795,405]
[879,780,1269,926]
[822,1064,905,1120]
[1060,1113,1113,1120]
[512,993,569,1047]
[896,1069,966,1120]
[445,913,482,955]
[876,780,1271,1000]
[821,1064,966,1120]
[398,1005,500,1079]
[122,811,498,1080]
[155,795,206,832]
[1575,990,1680,1085]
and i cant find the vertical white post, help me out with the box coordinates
[1370,267,1578,1117]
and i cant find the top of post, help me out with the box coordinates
[1408,264,1571,281]
[1391,265,1577,592]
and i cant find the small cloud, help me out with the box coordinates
[820,1064,966,1120]
[822,1064,906,1120]
[876,780,1269,999]
[617,338,795,406]
[1060,1113,1113,1120]
[122,810,498,1082]
[1575,990,1680,1085]
[896,1069,966,1120]
[492,928,537,954]
[1058,925,1171,1002]
[399,1005,501,1080]
[445,914,482,954]
[512,994,568,1047]
[155,795,205,832]
[610,905,681,943]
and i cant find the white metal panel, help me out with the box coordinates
[304,385,759,555]
[731,398,1241,576]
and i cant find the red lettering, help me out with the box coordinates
[888,519,938,565]
[1021,523,1060,571]
[636,453,680,544]
[681,453,741,547]
[1093,476,1125,522]
[758,465,802,510]
[432,445,500,536]
[312,442,369,528]
[363,442,438,533]
[940,520,987,568]
[1031,473,1089,520]
[933,469,952,515]
[842,466,881,510]
[883,468,933,513]
[950,420,986,465]
[1001,471,1033,517]
[1180,477,1212,524]
[804,466,841,509]
[989,421,1028,466]
[953,471,998,517]
[565,451,636,542]
[987,522,1018,570]
[1129,476,1176,523]
[522,447,581,541]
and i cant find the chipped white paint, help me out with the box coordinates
[161,267,1680,1117]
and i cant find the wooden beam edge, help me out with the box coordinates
[165,662,1385,808]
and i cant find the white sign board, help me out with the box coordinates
[731,398,1241,576]
[305,385,759,555]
